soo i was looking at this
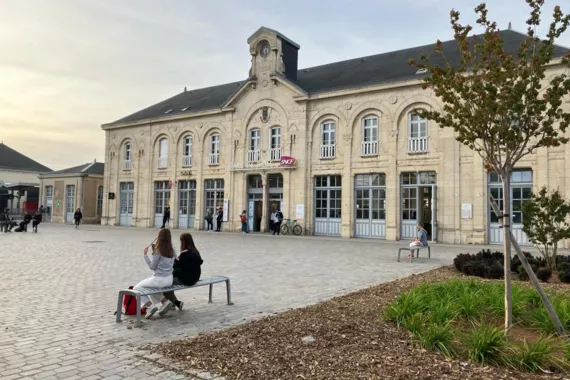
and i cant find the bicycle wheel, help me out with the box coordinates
[280,224,289,235]
[292,224,302,236]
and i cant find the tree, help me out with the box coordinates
[522,187,570,271]
[409,1,570,333]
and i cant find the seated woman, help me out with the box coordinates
[134,228,175,319]
[159,232,203,316]
[408,223,428,258]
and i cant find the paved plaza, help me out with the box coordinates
[2,224,481,379]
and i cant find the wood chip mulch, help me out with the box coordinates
[157,267,570,380]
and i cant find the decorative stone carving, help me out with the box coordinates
[261,79,269,88]
[288,123,298,132]
[343,133,353,142]
[140,129,145,136]
[345,102,352,110]
[389,96,398,104]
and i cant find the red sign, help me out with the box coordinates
[280,156,296,167]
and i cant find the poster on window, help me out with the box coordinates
[295,204,304,219]
[223,199,229,222]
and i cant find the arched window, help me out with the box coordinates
[157,138,168,168]
[208,133,220,165]
[269,126,281,161]
[320,120,336,159]
[182,135,192,167]
[248,129,261,163]
[408,113,428,153]
[361,116,379,156]
[122,142,132,170]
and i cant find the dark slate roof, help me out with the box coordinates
[0,143,52,172]
[108,30,569,126]
[44,162,104,176]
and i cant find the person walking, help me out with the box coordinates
[216,208,223,232]
[74,208,82,229]
[159,233,203,315]
[272,209,283,235]
[240,210,248,234]
[161,207,170,229]
[205,209,214,231]
[133,228,175,319]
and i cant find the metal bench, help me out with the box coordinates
[397,246,431,263]
[116,275,233,327]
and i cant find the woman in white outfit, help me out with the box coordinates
[134,228,175,319]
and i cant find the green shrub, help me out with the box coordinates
[536,268,552,282]
[417,322,455,357]
[558,263,570,283]
[472,261,489,278]
[486,263,504,279]
[428,302,458,324]
[530,307,556,334]
[504,336,558,372]
[403,313,427,335]
[384,291,425,326]
[453,253,473,272]
[467,324,506,364]
[518,264,538,281]
[556,255,570,271]
[455,290,484,320]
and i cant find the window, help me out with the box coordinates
[361,116,379,156]
[123,142,132,170]
[45,185,53,198]
[408,113,428,153]
[489,169,532,225]
[182,135,192,167]
[157,138,168,168]
[314,175,342,219]
[320,121,336,159]
[270,127,281,161]
[209,134,220,165]
[248,129,261,163]
[97,185,103,216]
[355,174,386,221]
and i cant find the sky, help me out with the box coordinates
[0,0,569,170]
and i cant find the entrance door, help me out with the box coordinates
[314,175,342,236]
[65,185,75,223]
[178,180,196,229]
[45,185,53,222]
[354,174,386,239]
[204,179,224,230]
[488,170,532,244]
[400,172,437,240]
[154,181,171,227]
[119,182,134,226]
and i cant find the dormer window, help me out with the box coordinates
[164,109,173,114]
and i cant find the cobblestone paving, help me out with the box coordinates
[2,224,475,379]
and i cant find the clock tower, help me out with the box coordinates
[247,27,300,84]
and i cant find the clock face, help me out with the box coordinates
[260,43,270,58]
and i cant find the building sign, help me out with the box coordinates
[280,156,296,167]
[296,204,304,219]
[229,157,297,172]
[108,192,115,200]
[461,203,472,219]
[56,200,61,208]
[180,170,192,176]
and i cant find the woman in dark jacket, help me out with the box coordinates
[74,208,82,229]
[159,233,203,315]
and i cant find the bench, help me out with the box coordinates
[397,246,431,263]
[116,275,233,327]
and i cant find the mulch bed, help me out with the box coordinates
[157,267,569,380]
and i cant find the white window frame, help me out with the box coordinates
[157,138,168,168]
[182,135,192,167]
[123,142,132,170]
[408,113,428,153]
[269,126,281,161]
[209,133,220,165]
[361,116,379,156]
[248,129,261,163]
[320,121,336,159]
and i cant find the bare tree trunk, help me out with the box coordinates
[509,230,565,335]
[501,175,513,333]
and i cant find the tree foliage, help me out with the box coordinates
[409,1,570,173]
[522,187,570,270]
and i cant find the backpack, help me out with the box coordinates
[277,212,283,222]
[122,286,146,315]
[240,214,247,223]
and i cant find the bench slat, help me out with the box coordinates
[120,275,229,296]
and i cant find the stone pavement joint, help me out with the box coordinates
[1,223,472,379]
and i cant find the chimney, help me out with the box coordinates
[508,22,512,30]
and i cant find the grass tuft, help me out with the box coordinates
[466,324,506,364]
[417,322,455,357]
[503,336,559,372]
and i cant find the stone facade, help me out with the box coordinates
[101,27,570,244]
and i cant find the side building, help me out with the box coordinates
[39,161,105,224]
[100,26,570,245]
[0,142,52,214]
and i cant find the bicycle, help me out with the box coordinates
[281,219,303,236]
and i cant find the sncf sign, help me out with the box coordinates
[280,156,296,167]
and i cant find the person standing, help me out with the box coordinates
[74,208,82,229]
[272,209,283,235]
[216,208,223,232]
[270,209,277,235]
[161,207,170,229]
[205,209,214,231]
[240,210,248,234]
